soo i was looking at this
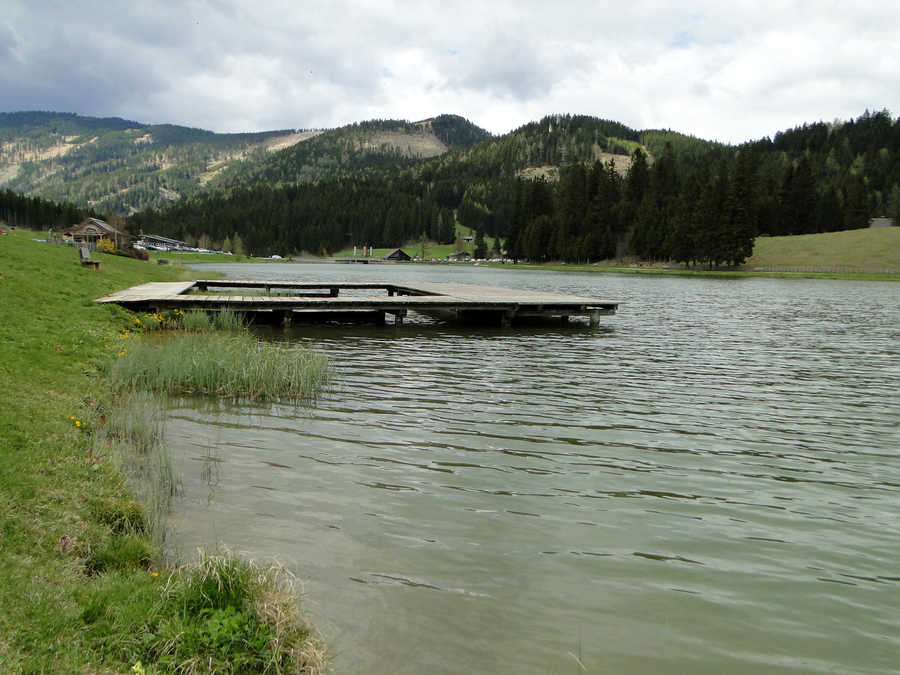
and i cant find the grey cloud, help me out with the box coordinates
[2,0,899,142]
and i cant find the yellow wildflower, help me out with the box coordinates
[69,415,75,420]
[75,420,81,427]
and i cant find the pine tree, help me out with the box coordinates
[232,232,245,256]
[473,229,487,258]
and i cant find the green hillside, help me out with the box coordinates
[746,227,900,271]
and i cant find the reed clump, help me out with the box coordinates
[108,330,329,401]
[151,551,326,674]
[99,391,175,548]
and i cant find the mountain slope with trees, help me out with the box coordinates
[129,110,899,266]
[0,112,491,217]
[208,114,493,189]
[0,111,304,215]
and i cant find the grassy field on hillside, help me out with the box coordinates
[745,227,900,271]
[0,232,325,672]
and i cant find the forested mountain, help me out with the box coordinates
[0,112,491,217]
[130,110,899,265]
[208,115,492,188]
[0,111,299,214]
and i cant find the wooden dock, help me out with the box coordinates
[96,280,618,326]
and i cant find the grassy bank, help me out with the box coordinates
[0,231,326,672]
[464,229,900,280]
[744,227,900,271]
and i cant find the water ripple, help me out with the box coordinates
[168,266,900,674]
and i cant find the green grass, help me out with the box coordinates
[745,227,900,271]
[149,551,324,673]
[0,230,326,672]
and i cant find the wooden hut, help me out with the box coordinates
[384,248,412,261]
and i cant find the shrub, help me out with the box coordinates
[152,551,326,674]
[86,534,152,574]
[88,497,146,535]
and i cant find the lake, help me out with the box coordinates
[165,263,899,674]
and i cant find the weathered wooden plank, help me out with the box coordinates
[96,279,618,323]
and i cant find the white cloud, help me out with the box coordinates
[3,0,898,143]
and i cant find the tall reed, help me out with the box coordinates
[99,391,174,547]
[181,307,246,332]
[108,332,329,401]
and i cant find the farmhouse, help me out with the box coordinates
[65,218,128,249]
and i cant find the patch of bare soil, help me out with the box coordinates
[265,130,325,152]
[360,130,448,158]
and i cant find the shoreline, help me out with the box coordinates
[0,230,325,672]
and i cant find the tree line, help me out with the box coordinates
[0,188,92,229]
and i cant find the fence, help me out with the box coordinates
[46,236,96,251]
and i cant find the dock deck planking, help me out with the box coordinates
[96,280,617,326]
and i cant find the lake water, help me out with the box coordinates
[166,263,899,674]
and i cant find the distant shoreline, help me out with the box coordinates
[152,227,900,282]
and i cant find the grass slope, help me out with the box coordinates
[0,232,324,672]
[0,233,188,670]
[746,227,900,271]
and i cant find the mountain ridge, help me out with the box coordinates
[0,111,493,214]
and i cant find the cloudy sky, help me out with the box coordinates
[3,1,898,143]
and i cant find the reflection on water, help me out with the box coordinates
[167,264,900,674]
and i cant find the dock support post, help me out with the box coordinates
[281,310,293,328]
[589,310,601,327]
[330,287,339,297]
